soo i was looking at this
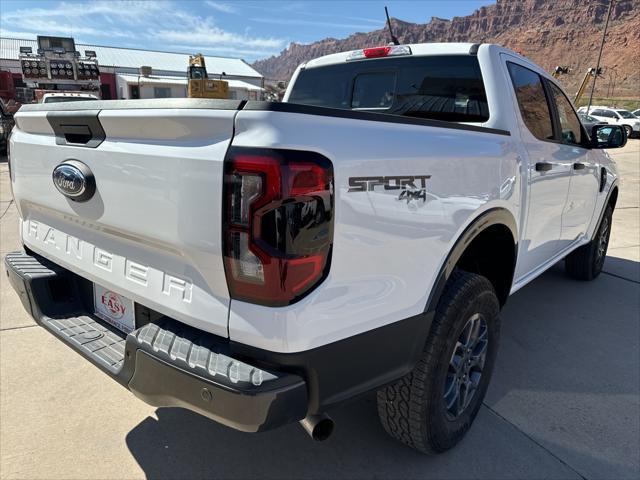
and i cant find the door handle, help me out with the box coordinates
[535,162,553,172]
[573,162,586,170]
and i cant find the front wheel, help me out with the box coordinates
[623,125,633,139]
[377,270,500,454]
[565,205,613,280]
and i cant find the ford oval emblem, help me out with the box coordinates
[52,160,96,202]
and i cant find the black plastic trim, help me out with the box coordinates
[242,101,511,136]
[535,161,553,172]
[230,310,433,414]
[469,43,481,55]
[599,167,607,192]
[129,351,307,432]
[423,208,518,315]
[591,182,618,241]
[47,110,106,148]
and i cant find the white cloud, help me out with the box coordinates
[0,29,37,40]
[0,1,152,38]
[153,17,285,51]
[5,18,101,36]
[0,0,287,61]
[248,17,381,30]
[167,44,280,59]
[205,1,237,14]
[2,1,169,22]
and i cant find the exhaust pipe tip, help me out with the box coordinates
[300,413,334,441]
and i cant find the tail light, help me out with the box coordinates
[223,148,334,306]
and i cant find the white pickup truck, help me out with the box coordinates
[5,43,626,453]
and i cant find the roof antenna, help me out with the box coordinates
[385,6,400,45]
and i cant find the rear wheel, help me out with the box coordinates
[377,270,500,454]
[565,205,612,280]
[623,125,633,139]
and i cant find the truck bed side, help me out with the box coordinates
[228,103,520,352]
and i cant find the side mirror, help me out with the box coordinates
[591,124,627,149]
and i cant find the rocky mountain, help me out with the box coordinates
[252,0,640,99]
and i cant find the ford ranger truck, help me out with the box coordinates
[5,43,626,453]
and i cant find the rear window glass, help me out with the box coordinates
[617,110,635,119]
[351,72,396,109]
[288,55,489,122]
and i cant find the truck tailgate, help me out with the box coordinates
[9,100,241,337]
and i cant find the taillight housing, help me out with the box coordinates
[223,148,334,307]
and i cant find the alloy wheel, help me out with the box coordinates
[624,126,632,138]
[444,313,489,420]
[596,216,610,266]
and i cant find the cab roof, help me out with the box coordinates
[302,43,512,70]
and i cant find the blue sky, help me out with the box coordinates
[0,1,492,62]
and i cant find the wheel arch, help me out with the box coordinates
[425,208,518,314]
[608,185,618,210]
[590,183,618,241]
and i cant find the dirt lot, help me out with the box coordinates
[1,142,638,480]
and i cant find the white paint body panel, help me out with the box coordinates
[10,109,233,337]
[9,44,618,354]
[228,110,519,352]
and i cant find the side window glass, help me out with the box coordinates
[549,83,583,145]
[507,62,554,141]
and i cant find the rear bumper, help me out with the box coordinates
[4,250,308,433]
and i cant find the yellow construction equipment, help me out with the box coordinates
[574,67,602,104]
[552,66,570,79]
[187,53,229,99]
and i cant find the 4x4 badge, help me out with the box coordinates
[348,175,431,202]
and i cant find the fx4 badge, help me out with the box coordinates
[348,175,431,203]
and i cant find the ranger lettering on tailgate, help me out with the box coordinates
[23,220,193,303]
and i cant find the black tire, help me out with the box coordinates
[565,205,613,280]
[377,270,500,454]
[623,125,632,139]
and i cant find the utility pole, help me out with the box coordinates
[587,0,614,111]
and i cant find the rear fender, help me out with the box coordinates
[424,207,518,315]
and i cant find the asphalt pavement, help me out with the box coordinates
[1,141,638,479]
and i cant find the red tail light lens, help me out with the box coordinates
[223,148,334,306]
[363,46,391,58]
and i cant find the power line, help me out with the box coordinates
[587,0,614,111]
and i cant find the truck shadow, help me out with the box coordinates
[125,256,639,479]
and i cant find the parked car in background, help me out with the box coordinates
[632,108,640,118]
[41,93,99,104]
[577,106,640,138]
[578,113,608,132]
[0,100,15,155]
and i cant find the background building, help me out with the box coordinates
[0,37,265,102]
